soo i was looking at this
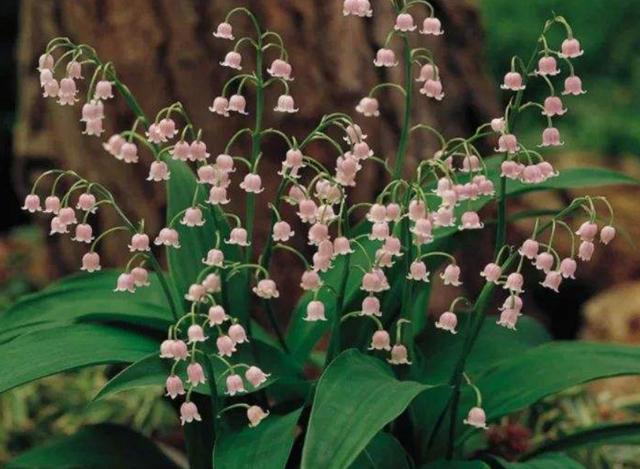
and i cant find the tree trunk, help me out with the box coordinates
[14,0,499,309]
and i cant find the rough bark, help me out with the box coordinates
[14,0,499,277]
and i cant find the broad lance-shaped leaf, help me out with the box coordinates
[349,432,412,469]
[0,324,157,393]
[476,341,640,420]
[301,349,434,469]
[0,271,170,343]
[8,423,178,469]
[165,160,249,323]
[93,339,307,402]
[213,408,303,469]
[524,422,640,459]
[409,316,550,463]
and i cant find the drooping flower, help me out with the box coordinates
[600,225,616,245]
[114,273,136,293]
[464,407,488,429]
[504,272,524,292]
[533,252,554,273]
[209,96,230,116]
[227,94,249,114]
[440,264,462,286]
[81,252,101,272]
[394,13,416,32]
[559,38,584,58]
[420,79,445,100]
[245,366,270,388]
[536,56,559,76]
[540,127,563,147]
[180,401,202,425]
[435,311,458,334]
[229,324,249,344]
[220,51,242,69]
[128,233,150,252]
[373,48,398,67]
[213,22,234,40]
[274,94,299,113]
[130,267,150,287]
[72,224,94,243]
[154,228,181,248]
[247,405,269,427]
[576,221,598,242]
[497,308,520,330]
[22,194,41,213]
[407,261,430,282]
[253,279,279,298]
[226,227,250,246]
[560,258,577,279]
[480,263,502,283]
[239,173,264,193]
[147,161,171,181]
[208,305,229,326]
[355,97,380,117]
[388,344,412,365]
[500,72,525,91]
[216,335,237,357]
[165,375,186,399]
[578,240,595,261]
[181,207,205,227]
[420,17,444,35]
[187,362,207,386]
[225,374,246,396]
[369,330,391,350]
[562,75,586,96]
[304,300,327,321]
[541,271,562,292]
[267,59,293,80]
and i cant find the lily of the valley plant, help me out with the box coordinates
[5,1,638,468]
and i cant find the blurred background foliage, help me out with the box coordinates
[1,0,640,467]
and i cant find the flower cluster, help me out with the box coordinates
[23,3,616,438]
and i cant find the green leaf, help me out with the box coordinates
[213,407,303,469]
[0,271,170,343]
[525,422,640,459]
[410,317,550,462]
[412,316,550,384]
[301,349,432,469]
[93,339,307,402]
[489,452,584,469]
[7,423,178,468]
[166,160,220,302]
[0,324,158,393]
[476,342,640,421]
[165,160,249,323]
[350,432,412,469]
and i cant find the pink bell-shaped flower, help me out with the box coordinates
[76,192,97,212]
[407,261,430,282]
[213,22,234,40]
[81,252,101,272]
[305,300,327,321]
[165,375,186,399]
[416,63,437,82]
[187,362,206,386]
[420,17,444,35]
[540,127,563,147]
[600,225,616,245]
[245,366,270,388]
[435,311,458,334]
[534,252,554,273]
[274,94,299,113]
[247,405,269,427]
[202,273,221,293]
[388,344,412,365]
[560,258,577,279]
[267,59,293,80]
[519,239,539,259]
[203,248,224,267]
[500,72,525,91]
[94,80,113,100]
[227,94,249,114]
[541,271,562,292]
[239,173,264,193]
[209,96,230,116]
[226,374,246,396]
[576,221,598,242]
[394,13,417,32]
[536,56,559,76]
[226,227,250,246]
[497,308,521,330]
[369,330,391,350]
[154,228,181,248]
[496,134,519,153]
[103,134,126,158]
[147,161,171,181]
[128,233,150,252]
[272,221,294,242]
[480,263,502,283]
[542,96,567,117]
[373,48,398,67]
[355,97,380,117]
[562,75,586,96]
[220,51,242,69]
[420,79,445,100]
[229,324,248,344]
[504,272,524,293]
[216,335,237,357]
[114,273,136,293]
[361,296,381,317]
[180,401,202,425]
[130,267,150,287]
[118,142,139,164]
[578,240,595,261]
[22,194,41,213]
[559,38,584,58]
[464,407,488,429]
[72,223,94,243]
[459,211,483,230]
[440,264,462,286]
[181,207,205,227]
[208,305,229,326]
[300,270,322,291]
[185,283,206,302]
[253,279,279,298]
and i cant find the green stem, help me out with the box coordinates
[392,34,413,180]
